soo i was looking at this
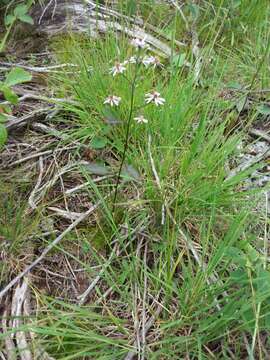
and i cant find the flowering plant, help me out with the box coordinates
[102,37,166,210]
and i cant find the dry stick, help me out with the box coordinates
[47,207,84,221]
[10,150,52,167]
[2,309,16,360]
[65,175,113,195]
[88,0,186,48]
[5,108,52,131]
[29,161,90,206]
[38,0,57,24]
[9,145,79,168]
[11,279,32,360]
[0,352,7,360]
[249,128,270,143]
[0,62,77,73]
[0,201,101,301]
[1,93,79,106]
[28,156,44,210]
[124,303,163,360]
[226,147,270,180]
[77,243,119,305]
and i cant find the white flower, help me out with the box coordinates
[128,56,139,64]
[131,37,149,50]
[145,91,165,106]
[134,115,148,124]
[142,56,155,67]
[142,56,163,68]
[104,95,121,107]
[109,62,126,76]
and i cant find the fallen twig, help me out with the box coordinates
[226,147,270,180]
[124,303,163,360]
[5,108,52,131]
[0,61,78,73]
[28,156,44,210]
[249,128,270,143]
[47,206,84,220]
[2,308,16,360]
[77,243,119,305]
[11,278,32,360]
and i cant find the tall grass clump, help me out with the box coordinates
[2,2,269,357]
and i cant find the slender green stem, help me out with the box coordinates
[0,22,14,53]
[112,57,140,212]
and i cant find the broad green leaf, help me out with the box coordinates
[231,0,242,9]
[0,124,8,149]
[91,136,107,149]
[241,307,255,331]
[18,14,34,25]
[1,104,11,114]
[255,268,270,299]
[230,269,248,284]
[224,246,246,266]
[14,4,28,17]
[0,113,8,123]
[5,14,16,26]
[264,313,270,330]
[227,81,242,90]
[121,164,140,181]
[82,162,111,176]
[2,86,18,104]
[257,104,270,115]
[235,95,247,113]
[188,3,200,20]
[5,67,32,86]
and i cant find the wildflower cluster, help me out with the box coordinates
[103,37,165,124]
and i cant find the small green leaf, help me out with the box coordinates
[0,124,8,149]
[5,68,32,87]
[2,104,12,114]
[91,136,107,149]
[231,0,241,9]
[227,81,242,90]
[257,104,270,115]
[2,86,18,104]
[18,14,34,25]
[224,246,246,266]
[14,4,28,17]
[188,3,200,20]
[5,14,16,26]
[121,164,140,182]
[235,95,247,113]
[83,162,111,176]
[0,113,8,123]
[255,268,270,298]
[230,269,248,284]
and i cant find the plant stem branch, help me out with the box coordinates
[112,57,139,212]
